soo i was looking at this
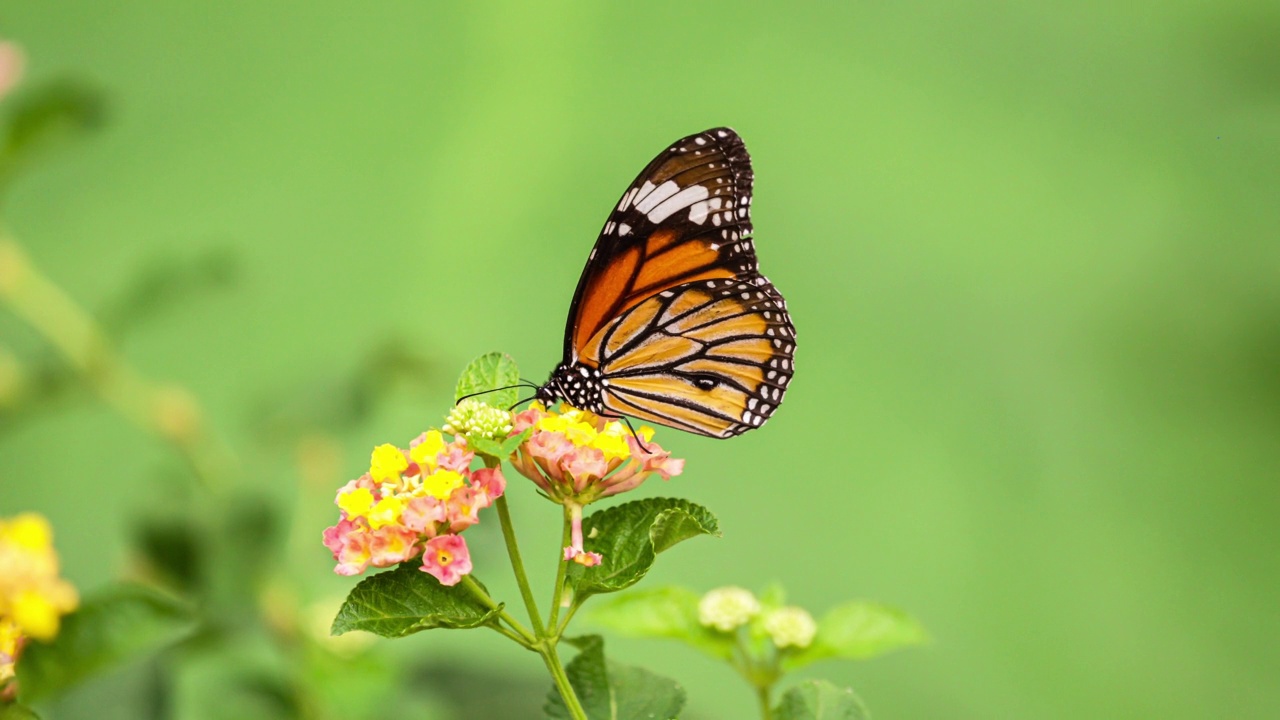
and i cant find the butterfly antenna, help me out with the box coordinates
[620,416,653,454]
[507,395,538,412]
[455,383,539,405]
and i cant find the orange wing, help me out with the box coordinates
[585,278,796,438]
[563,128,760,364]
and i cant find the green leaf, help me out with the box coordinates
[589,586,735,660]
[500,426,533,456]
[455,352,520,409]
[571,498,720,599]
[0,79,105,189]
[783,602,928,670]
[0,703,41,720]
[544,635,685,720]
[15,583,197,703]
[774,680,869,720]
[465,434,504,459]
[331,562,501,638]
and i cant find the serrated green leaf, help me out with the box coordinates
[331,562,501,638]
[783,602,928,670]
[544,635,685,720]
[589,586,735,660]
[0,703,41,720]
[774,680,869,720]
[15,584,197,703]
[455,352,519,409]
[571,498,720,599]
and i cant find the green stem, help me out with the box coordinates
[756,683,773,720]
[543,643,588,720]
[494,494,546,637]
[459,575,536,646]
[547,503,574,631]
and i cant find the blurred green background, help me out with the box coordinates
[2,1,1278,718]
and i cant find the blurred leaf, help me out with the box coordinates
[455,352,519,409]
[250,339,438,443]
[774,680,869,720]
[16,584,197,703]
[98,247,241,338]
[570,498,720,599]
[544,635,685,720]
[331,563,500,638]
[589,586,735,660]
[0,704,41,720]
[0,79,105,191]
[783,602,928,670]
[132,516,206,595]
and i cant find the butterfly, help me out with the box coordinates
[534,127,795,438]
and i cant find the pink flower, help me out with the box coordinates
[368,526,420,567]
[324,518,373,576]
[470,467,506,506]
[562,502,602,567]
[508,403,684,506]
[447,487,481,532]
[323,427,501,577]
[420,534,472,586]
[401,495,447,535]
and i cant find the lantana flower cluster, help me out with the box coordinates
[509,402,684,566]
[698,586,817,649]
[1,513,78,687]
[510,403,684,504]
[323,429,505,586]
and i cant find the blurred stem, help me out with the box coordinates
[756,684,773,720]
[0,234,235,492]
[546,503,573,632]
[544,643,587,720]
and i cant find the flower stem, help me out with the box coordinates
[755,683,774,720]
[543,643,588,720]
[546,503,574,631]
[458,575,535,646]
[493,494,546,637]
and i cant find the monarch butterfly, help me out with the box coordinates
[534,127,795,438]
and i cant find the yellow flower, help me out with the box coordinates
[421,470,465,501]
[409,430,447,470]
[591,422,632,461]
[336,487,375,519]
[0,512,78,658]
[366,496,406,530]
[369,443,408,482]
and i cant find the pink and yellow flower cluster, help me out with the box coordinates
[1,513,78,688]
[510,403,684,504]
[322,430,505,586]
[509,403,684,566]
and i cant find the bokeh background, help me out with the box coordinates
[2,2,1278,718]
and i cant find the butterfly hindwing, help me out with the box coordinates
[588,277,795,438]
[564,128,760,360]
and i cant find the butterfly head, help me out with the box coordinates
[536,362,605,414]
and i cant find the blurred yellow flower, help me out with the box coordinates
[0,513,78,684]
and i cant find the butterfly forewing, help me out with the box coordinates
[542,127,795,438]
[565,128,760,359]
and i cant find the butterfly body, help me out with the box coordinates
[538,128,795,438]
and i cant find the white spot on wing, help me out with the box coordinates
[648,184,710,223]
[618,223,632,236]
[634,181,680,214]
